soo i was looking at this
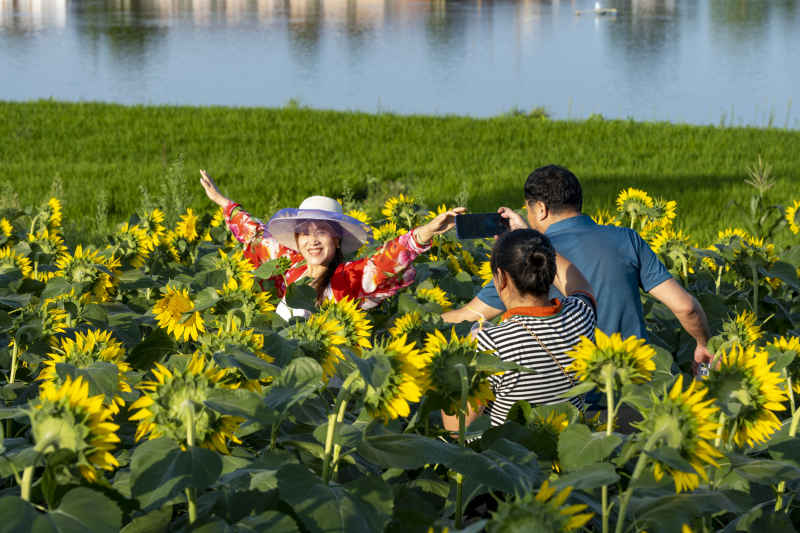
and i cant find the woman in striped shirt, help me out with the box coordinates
[444,229,597,431]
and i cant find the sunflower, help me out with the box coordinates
[213,248,255,291]
[345,209,372,225]
[478,258,494,287]
[29,375,120,483]
[362,335,431,421]
[417,286,453,311]
[422,328,495,414]
[0,246,33,278]
[524,410,570,472]
[28,227,68,258]
[590,210,621,227]
[424,203,449,222]
[288,314,347,381]
[0,217,13,237]
[195,323,274,391]
[138,208,167,248]
[372,221,403,243]
[634,375,721,493]
[152,285,206,342]
[215,275,276,326]
[718,309,762,349]
[786,199,800,235]
[389,311,423,338]
[446,254,463,275]
[767,336,800,395]
[381,194,417,229]
[175,208,200,242]
[109,222,151,269]
[649,228,694,278]
[44,197,63,230]
[703,344,787,448]
[129,354,241,454]
[567,329,655,391]
[320,297,372,354]
[652,197,677,225]
[55,245,119,303]
[487,480,593,532]
[616,188,654,227]
[39,329,131,412]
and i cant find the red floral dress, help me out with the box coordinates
[224,202,431,310]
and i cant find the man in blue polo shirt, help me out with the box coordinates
[443,165,713,370]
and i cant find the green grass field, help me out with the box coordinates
[2,100,798,244]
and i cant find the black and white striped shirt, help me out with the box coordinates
[477,293,597,427]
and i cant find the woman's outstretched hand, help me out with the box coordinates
[200,169,230,208]
[413,207,467,244]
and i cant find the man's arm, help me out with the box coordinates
[441,403,482,437]
[442,297,503,324]
[553,253,594,298]
[648,279,713,365]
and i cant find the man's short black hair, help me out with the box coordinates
[491,229,556,297]
[524,165,582,213]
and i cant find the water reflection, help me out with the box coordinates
[1,0,798,125]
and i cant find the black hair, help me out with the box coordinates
[490,229,556,296]
[523,165,582,214]
[311,247,343,304]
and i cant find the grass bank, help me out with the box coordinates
[1,100,798,243]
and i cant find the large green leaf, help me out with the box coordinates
[277,464,393,533]
[205,388,278,427]
[130,438,223,510]
[284,283,317,312]
[119,508,172,533]
[558,424,622,471]
[193,286,222,312]
[263,357,323,411]
[55,361,121,400]
[0,488,121,533]
[552,462,620,491]
[128,328,177,371]
[213,346,281,380]
[628,491,747,533]
[731,457,800,483]
[40,278,72,301]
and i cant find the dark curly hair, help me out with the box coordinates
[524,165,582,214]
[490,229,556,296]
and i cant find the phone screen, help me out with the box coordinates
[455,213,509,240]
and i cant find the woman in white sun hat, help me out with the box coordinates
[200,170,464,320]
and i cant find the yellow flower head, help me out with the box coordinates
[28,227,68,259]
[616,188,654,216]
[346,209,372,225]
[130,354,241,454]
[704,344,787,448]
[786,199,800,235]
[767,336,800,395]
[175,208,199,242]
[417,286,453,311]
[195,323,274,391]
[0,217,13,237]
[372,221,403,243]
[152,285,206,342]
[215,275,275,326]
[652,198,677,225]
[590,210,621,227]
[363,335,431,422]
[45,197,63,229]
[213,248,255,291]
[478,259,493,287]
[567,329,656,391]
[110,222,152,268]
[55,245,120,303]
[288,314,347,381]
[381,194,417,229]
[320,297,373,354]
[40,329,130,412]
[389,311,423,339]
[649,228,691,256]
[423,328,496,413]
[487,479,593,532]
[0,246,33,278]
[634,375,722,493]
[719,309,762,349]
[424,203,450,223]
[30,375,120,483]
[138,208,167,248]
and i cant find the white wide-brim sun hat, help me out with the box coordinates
[266,196,373,255]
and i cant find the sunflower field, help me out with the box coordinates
[1,181,799,533]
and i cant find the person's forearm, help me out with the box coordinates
[553,254,593,296]
[674,298,711,346]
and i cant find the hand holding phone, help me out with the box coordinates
[455,213,509,240]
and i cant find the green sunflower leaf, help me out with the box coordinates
[557,423,622,471]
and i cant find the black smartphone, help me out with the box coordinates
[455,213,509,240]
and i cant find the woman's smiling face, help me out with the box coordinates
[295,221,340,267]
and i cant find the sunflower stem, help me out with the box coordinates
[9,341,19,385]
[184,402,197,525]
[614,432,661,533]
[715,266,723,296]
[330,398,349,481]
[785,371,796,418]
[750,263,759,318]
[775,409,800,511]
[20,466,33,502]
[714,412,726,449]
[602,369,616,533]
[321,412,337,484]
[322,372,357,485]
[454,363,469,530]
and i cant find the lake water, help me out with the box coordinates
[2,0,798,127]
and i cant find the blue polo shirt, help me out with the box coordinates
[477,215,672,341]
